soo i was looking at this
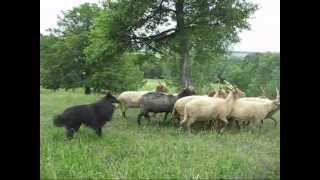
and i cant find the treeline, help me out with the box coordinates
[41,1,278,96]
[40,3,145,93]
[159,52,280,97]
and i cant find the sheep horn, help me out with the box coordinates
[223,80,234,90]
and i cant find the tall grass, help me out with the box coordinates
[40,82,280,179]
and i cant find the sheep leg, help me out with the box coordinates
[207,120,214,131]
[235,120,241,130]
[218,118,228,133]
[145,112,151,124]
[258,123,263,131]
[243,121,250,129]
[152,113,157,118]
[137,112,144,125]
[269,117,278,127]
[175,115,184,127]
[212,120,219,130]
[122,111,127,120]
[226,119,232,129]
[186,118,195,133]
[163,112,169,123]
[119,103,126,120]
[171,115,180,127]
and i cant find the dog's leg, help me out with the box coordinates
[95,127,102,137]
[66,128,75,139]
[65,124,81,139]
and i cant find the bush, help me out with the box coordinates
[224,53,280,97]
[87,55,145,92]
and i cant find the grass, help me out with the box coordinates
[40,81,280,179]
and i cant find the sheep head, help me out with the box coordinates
[156,81,168,93]
[208,90,216,97]
[234,88,246,98]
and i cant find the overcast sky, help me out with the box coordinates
[40,0,279,52]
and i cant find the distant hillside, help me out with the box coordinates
[228,51,280,58]
[229,51,258,58]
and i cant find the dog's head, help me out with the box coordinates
[104,91,119,104]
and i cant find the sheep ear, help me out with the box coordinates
[223,80,234,90]
[276,87,280,100]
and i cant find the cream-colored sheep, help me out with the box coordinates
[180,88,244,133]
[118,91,150,119]
[171,89,228,125]
[229,88,280,129]
[171,95,208,125]
[233,88,280,127]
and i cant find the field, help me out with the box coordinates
[40,80,280,179]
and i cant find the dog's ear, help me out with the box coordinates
[106,91,112,97]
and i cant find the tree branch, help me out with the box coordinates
[142,28,176,41]
[135,0,165,27]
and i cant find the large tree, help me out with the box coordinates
[41,3,102,94]
[99,0,257,87]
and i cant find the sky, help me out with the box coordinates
[40,0,279,53]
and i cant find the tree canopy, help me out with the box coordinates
[40,0,266,94]
[96,0,257,87]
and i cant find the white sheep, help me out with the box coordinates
[171,95,208,125]
[171,89,227,125]
[238,88,280,127]
[180,86,245,133]
[117,91,150,119]
[118,88,171,120]
[229,88,280,130]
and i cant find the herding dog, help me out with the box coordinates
[53,92,119,139]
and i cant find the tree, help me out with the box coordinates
[84,8,146,92]
[221,52,280,97]
[97,0,258,87]
[40,35,64,90]
[40,3,102,94]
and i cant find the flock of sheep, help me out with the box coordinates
[53,81,280,138]
[118,80,280,133]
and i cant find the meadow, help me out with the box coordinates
[40,80,280,179]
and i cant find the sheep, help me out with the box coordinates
[229,88,280,130]
[137,87,196,125]
[233,88,280,127]
[208,89,227,98]
[117,91,150,119]
[53,92,119,139]
[207,90,216,97]
[155,80,169,93]
[118,83,169,119]
[171,89,227,126]
[180,83,245,133]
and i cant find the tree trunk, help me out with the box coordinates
[176,0,191,88]
[180,49,191,87]
[84,86,91,95]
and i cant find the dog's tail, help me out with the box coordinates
[53,114,65,127]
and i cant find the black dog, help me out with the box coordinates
[53,92,119,139]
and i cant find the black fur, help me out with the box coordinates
[53,92,119,139]
[137,88,196,125]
